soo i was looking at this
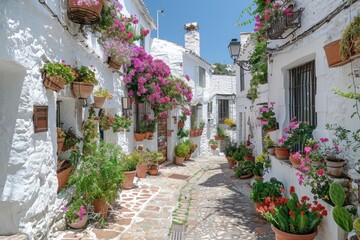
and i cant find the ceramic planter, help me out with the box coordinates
[93,198,108,218]
[275,147,290,160]
[267,147,276,155]
[175,156,185,165]
[67,0,104,25]
[184,153,191,161]
[326,159,345,177]
[178,121,184,129]
[210,145,218,150]
[254,175,263,179]
[271,225,318,240]
[67,215,88,229]
[57,137,65,153]
[324,40,350,68]
[134,133,145,141]
[72,82,94,99]
[289,153,302,169]
[144,132,150,140]
[225,156,235,169]
[43,74,66,92]
[122,170,136,189]
[148,165,159,176]
[94,96,106,108]
[57,166,72,193]
[136,164,147,178]
[108,57,122,70]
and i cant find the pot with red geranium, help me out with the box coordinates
[72,66,99,99]
[234,160,254,179]
[250,177,284,209]
[258,102,278,133]
[257,186,328,240]
[209,139,218,150]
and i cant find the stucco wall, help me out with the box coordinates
[0,0,153,238]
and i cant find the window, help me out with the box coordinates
[198,66,205,87]
[289,60,317,126]
[140,26,145,49]
[240,67,245,92]
[190,105,197,129]
[218,99,229,123]
[207,101,212,114]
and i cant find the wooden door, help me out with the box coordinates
[157,118,167,163]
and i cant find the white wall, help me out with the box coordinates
[0,0,154,237]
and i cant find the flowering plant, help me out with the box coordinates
[103,38,133,66]
[57,128,66,138]
[258,102,277,131]
[72,0,101,6]
[257,186,328,234]
[250,178,284,203]
[73,66,99,85]
[94,88,113,99]
[63,128,82,150]
[112,114,132,132]
[224,118,236,128]
[254,152,271,175]
[64,199,87,224]
[234,160,254,177]
[42,61,77,84]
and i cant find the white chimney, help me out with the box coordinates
[184,22,200,55]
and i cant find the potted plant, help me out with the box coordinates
[258,102,278,132]
[250,178,284,208]
[69,142,125,218]
[103,38,133,70]
[340,16,360,61]
[57,159,73,192]
[64,199,88,229]
[224,142,237,169]
[209,139,218,150]
[257,186,328,240]
[72,66,99,99]
[121,154,139,189]
[253,153,270,178]
[135,151,148,178]
[199,121,205,135]
[57,128,66,153]
[174,142,190,165]
[242,143,255,162]
[67,0,104,25]
[178,113,187,129]
[134,119,147,142]
[183,139,192,160]
[112,115,132,132]
[145,118,157,140]
[224,118,236,129]
[263,133,276,155]
[234,160,254,179]
[147,151,163,176]
[214,126,228,140]
[93,88,112,108]
[41,61,76,92]
[62,128,81,151]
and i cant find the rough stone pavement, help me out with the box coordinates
[51,154,273,239]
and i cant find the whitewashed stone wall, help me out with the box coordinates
[184,22,200,56]
[0,0,153,238]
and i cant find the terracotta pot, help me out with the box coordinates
[289,153,302,169]
[184,153,191,161]
[254,175,263,179]
[178,121,184,129]
[136,164,147,178]
[189,130,197,138]
[43,74,66,92]
[108,57,122,70]
[326,159,345,177]
[214,135,221,140]
[144,132,151,140]
[148,165,159,176]
[134,133,145,141]
[324,40,350,68]
[199,129,203,135]
[67,215,88,229]
[267,147,276,155]
[210,145,218,150]
[275,147,290,160]
[94,96,106,108]
[244,156,255,162]
[57,137,65,153]
[226,156,235,169]
[122,170,136,189]
[271,225,318,240]
[57,166,72,192]
[148,132,154,140]
[67,0,103,25]
[174,156,185,165]
[265,128,278,133]
[72,82,94,99]
[93,198,108,218]
[240,173,253,179]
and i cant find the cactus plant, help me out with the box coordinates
[353,218,360,237]
[329,182,353,232]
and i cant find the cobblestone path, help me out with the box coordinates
[51,155,273,240]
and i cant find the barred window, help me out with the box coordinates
[199,67,206,87]
[240,67,245,92]
[289,60,317,126]
[218,99,229,124]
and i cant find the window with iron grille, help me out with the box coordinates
[289,60,317,126]
[218,99,229,123]
[207,101,212,114]
[198,66,206,87]
[240,67,245,92]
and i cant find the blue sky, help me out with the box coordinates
[144,0,255,64]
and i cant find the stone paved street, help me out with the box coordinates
[53,155,273,240]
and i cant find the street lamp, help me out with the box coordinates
[228,38,251,71]
[156,9,164,39]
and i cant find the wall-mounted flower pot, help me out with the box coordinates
[72,82,94,99]
[67,0,104,25]
[94,96,106,108]
[43,74,66,92]
[122,170,136,189]
[178,121,184,129]
[275,147,290,160]
[144,132,150,140]
[324,40,351,68]
[289,153,302,169]
[108,57,122,70]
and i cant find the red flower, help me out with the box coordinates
[313,200,318,205]
[321,209,328,216]
[289,211,295,217]
[290,186,295,194]
[300,211,305,215]
[280,187,284,193]
[301,196,310,203]
[297,203,302,208]
[317,169,325,176]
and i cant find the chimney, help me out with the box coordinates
[184,22,200,55]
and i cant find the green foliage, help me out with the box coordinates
[94,88,112,99]
[216,126,228,138]
[263,133,275,148]
[224,142,238,157]
[136,119,147,133]
[232,149,244,161]
[65,198,86,223]
[234,160,254,177]
[353,218,360,237]
[330,182,346,206]
[42,62,76,84]
[73,66,99,85]
[177,128,189,140]
[146,119,157,132]
[212,63,235,76]
[209,139,218,146]
[112,115,132,132]
[340,15,360,60]
[99,112,111,131]
[121,154,139,172]
[250,178,284,203]
[174,142,190,158]
[199,121,205,129]
[63,128,81,149]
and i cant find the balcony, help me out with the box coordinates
[266,9,304,40]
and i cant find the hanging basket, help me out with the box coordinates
[67,0,103,25]
[108,57,123,70]
[43,74,67,92]
[72,82,94,99]
[94,96,106,108]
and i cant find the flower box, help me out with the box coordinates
[43,74,66,92]
[324,40,351,68]
[72,82,94,99]
[67,0,104,25]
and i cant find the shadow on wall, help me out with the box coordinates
[0,58,26,234]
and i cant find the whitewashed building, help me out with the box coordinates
[0,0,155,238]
